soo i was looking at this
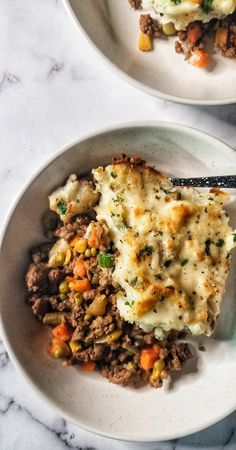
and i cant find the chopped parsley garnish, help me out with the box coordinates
[205,238,211,256]
[164,260,172,268]
[181,259,189,266]
[161,187,173,195]
[112,195,124,203]
[233,233,236,242]
[111,171,117,179]
[172,0,181,4]
[154,274,162,281]
[208,197,214,201]
[130,277,138,287]
[57,200,67,215]
[201,0,214,13]
[216,239,225,247]
[137,245,153,260]
[125,300,135,307]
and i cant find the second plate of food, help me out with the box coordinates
[0,122,236,442]
[64,0,236,105]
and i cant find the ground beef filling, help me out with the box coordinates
[140,14,161,38]
[26,215,192,389]
[175,17,236,60]
[129,0,236,63]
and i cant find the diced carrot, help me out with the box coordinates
[215,27,228,47]
[52,323,71,342]
[73,259,87,278]
[140,346,160,370]
[82,361,96,372]
[68,278,91,292]
[88,225,106,249]
[70,236,87,253]
[191,49,209,68]
[153,344,161,355]
[187,23,203,44]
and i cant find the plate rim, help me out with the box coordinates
[0,121,236,442]
[63,0,236,107]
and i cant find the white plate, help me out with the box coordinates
[63,0,236,105]
[0,123,236,442]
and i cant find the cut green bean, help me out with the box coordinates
[43,312,71,326]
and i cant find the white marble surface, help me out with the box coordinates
[0,1,236,449]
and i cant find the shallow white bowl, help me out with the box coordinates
[0,122,236,442]
[63,0,236,105]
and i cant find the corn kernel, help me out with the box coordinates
[85,248,92,258]
[91,247,97,256]
[71,237,87,253]
[84,314,92,322]
[64,248,72,265]
[59,281,69,294]
[160,369,168,379]
[149,359,165,384]
[138,31,152,52]
[162,22,176,36]
[69,341,82,353]
[55,253,65,265]
[74,293,83,307]
[111,359,118,366]
[106,330,122,344]
[126,361,136,372]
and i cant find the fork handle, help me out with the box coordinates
[171,175,236,189]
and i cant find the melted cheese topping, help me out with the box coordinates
[142,0,236,30]
[93,162,236,337]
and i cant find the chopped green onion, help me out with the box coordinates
[98,253,114,268]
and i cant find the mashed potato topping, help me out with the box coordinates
[93,160,236,337]
[142,0,236,30]
[49,175,99,224]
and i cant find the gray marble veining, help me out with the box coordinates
[0,1,235,449]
